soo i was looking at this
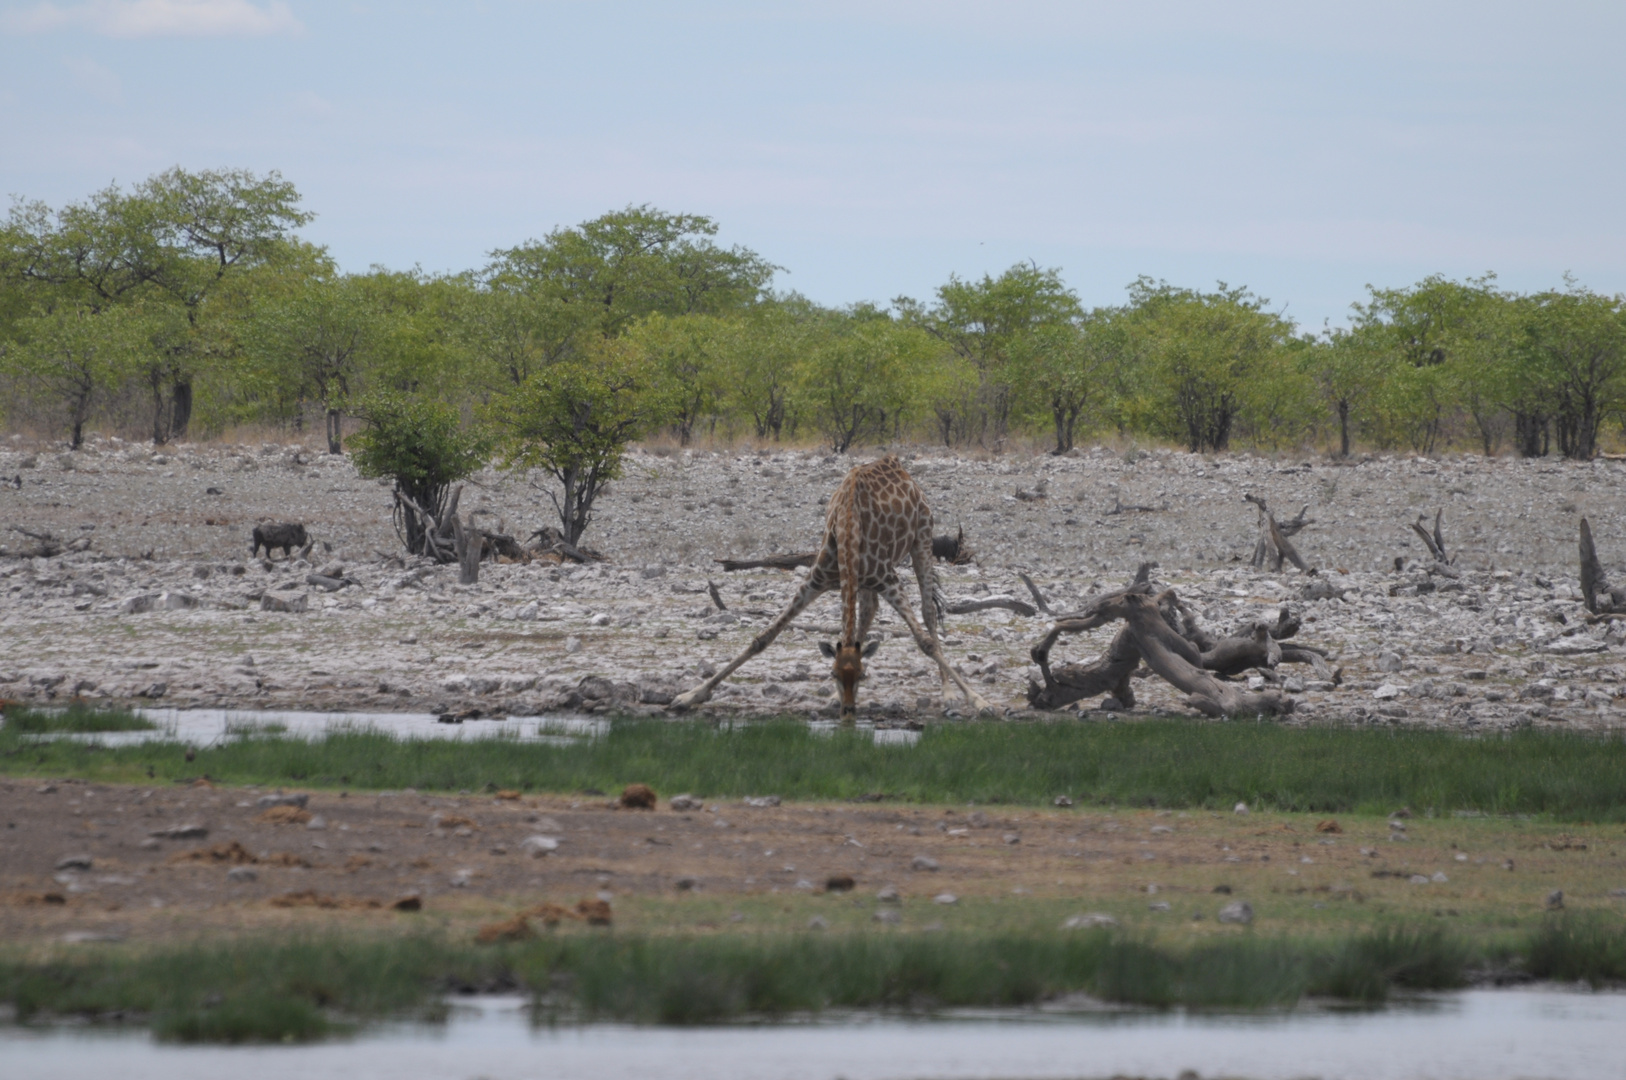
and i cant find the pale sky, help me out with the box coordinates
[3,0,1623,328]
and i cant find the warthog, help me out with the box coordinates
[250,522,309,559]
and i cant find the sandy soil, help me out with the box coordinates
[5,435,1626,729]
[4,778,1621,944]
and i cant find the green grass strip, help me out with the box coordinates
[4,717,1626,820]
[0,705,155,734]
[0,925,1503,1041]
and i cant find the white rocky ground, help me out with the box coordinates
[3,433,1626,731]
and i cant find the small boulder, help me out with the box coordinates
[54,854,93,871]
[1217,900,1254,925]
[669,794,702,812]
[226,866,258,883]
[910,855,939,872]
[1062,913,1118,929]
[520,835,560,857]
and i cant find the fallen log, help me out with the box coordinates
[1026,624,1141,710]
[1121,593,1294,717]
[718,552,817,572]
[718,531,971,573]
[943,596,1037,617]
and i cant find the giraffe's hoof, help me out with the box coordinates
[669,688,710,711]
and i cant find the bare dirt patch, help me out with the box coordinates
[3,778,1622,945]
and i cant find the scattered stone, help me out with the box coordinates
[226,866,258,883]
[259,592,308,613]
[744,795,782,807]
[54,854,93,871]
[148,824,208,840]
[519,835,560,857]
[1062,913,1118,929]
[933,892,958,905]
[876,885,902,903]
[910,855,940,872]
[873,908,902,924]
[1546,889,1565,910]
[669,794,703,811]
[1233,802,1249,815]
[1053,795,1074,808]
[1217,900,1254,925]
[806,915,830,930]
[256,793,309,809]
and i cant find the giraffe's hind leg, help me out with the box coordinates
[877,578,998,716]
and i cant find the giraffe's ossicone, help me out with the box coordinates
[670,455,996,719]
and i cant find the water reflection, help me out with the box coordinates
[4,989,1623,1080]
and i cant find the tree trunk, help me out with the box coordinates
[149,369,169,445]
[169,380,193,440]
[1337,399,1350,458]
[451,515,481,585]
[326,408,343,454]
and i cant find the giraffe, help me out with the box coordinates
[670,455,996,719]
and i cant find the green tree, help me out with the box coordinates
[1,168,313,443]
[244,276,393,453]
[483,206,776,357]
[1513,285,1626,459]
[1009,307,1131,454]
[896,262,1081,447]
[350,392,491,558]
[1308,328,1387,457]
[628,313,732,445]
[490,337,668,545]
[1129,279,1293,453]
[11,302,152,448]
[795,308,928,453]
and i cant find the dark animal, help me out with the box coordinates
[251,522,309,559]
[932,526,969,563]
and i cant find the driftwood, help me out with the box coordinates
[1245,495,1313,572]
[719,532,971,573]
[394,489,455,563]
[1106,493,1166,515]
[706,579,727,611]
[6,525,92,558]
[718,552,818,572]
[525,526,606,564]
[1120,593,1294,717]
[1017,572,1052,615]
[451,515,481,585]
[1580,518,1626,615]
[944,596,1037,617]
[1026,564,1327,715]
[1409,509,1460,578]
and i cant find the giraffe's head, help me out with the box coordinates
[820,638,880,718]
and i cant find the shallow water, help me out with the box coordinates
[6,989,1624,1080]
[23,707,922,748]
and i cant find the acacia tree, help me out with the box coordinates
[1130,279,1292,453]
[795,308,928,453]
[1010,308,1130,454]
[491,338,668,545]
[246,276,390,452]
[1310,328,1386,457]
[896,262,1081,447]
[1514,286,1626,459]
[12,302,151,448]
[484,206,776,351]
[350,392,490,558]
[1,168,312,442]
